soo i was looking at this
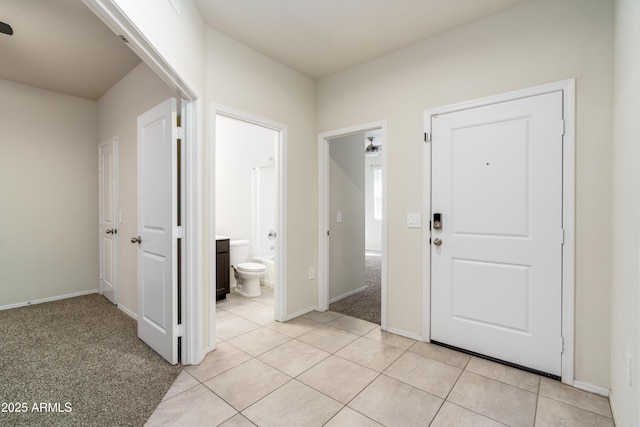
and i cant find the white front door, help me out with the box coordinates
[431,91,564,375]
[99,138,117,305]
[136,98,179,365]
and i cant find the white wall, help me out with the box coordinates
[610,0,640,424]
[205,27,317,335]
[97,62,177,315]
[365,154,382,252]
[329,134,365,301]
[0,79,98,307]
[317,0,614,388]
[215,114,276,254]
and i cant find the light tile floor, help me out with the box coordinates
[146,289,614,427]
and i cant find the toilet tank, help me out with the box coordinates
[229,240,250,266]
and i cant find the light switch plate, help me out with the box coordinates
[407,212,422,228]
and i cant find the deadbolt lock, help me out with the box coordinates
[433,213,442,230]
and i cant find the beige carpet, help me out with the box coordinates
[329,255,381,324]
[0,294,181,427]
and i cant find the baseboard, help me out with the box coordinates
[0,289,98,311]
[285,306,317,321]
[329,286,366,304]
[608,390,619,426]
[383,326,424,342]
[572,380,610,397]
[117,304,137,320]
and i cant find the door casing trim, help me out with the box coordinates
[423,79,576,385]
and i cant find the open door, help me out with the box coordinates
[135,98,179,365]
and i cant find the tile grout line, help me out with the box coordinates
[210,306,609,426]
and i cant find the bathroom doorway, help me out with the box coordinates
[210,105,287,338]
[318,122,387,327]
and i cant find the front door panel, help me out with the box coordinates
[431,91,563,375]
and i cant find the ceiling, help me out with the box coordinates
[195,0,530,79]
[0,0,529,100]
[0,0,140,100]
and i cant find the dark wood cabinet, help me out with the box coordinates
[216,239,230,300]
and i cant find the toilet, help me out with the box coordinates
[230,240,266,298]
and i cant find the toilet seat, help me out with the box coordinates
[236,262,266,273]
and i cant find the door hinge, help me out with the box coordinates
[176,324,185,338]
[560,228,565,245]
[560,120,565,136]
[424,132,432,142]
[560,336,564,353]
[327,230,330,236]
[175,126,185,140]
[175,225,185,239]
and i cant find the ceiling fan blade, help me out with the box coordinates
[0,22,14,36]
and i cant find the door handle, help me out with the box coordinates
[106,229,117,235]
[433,238,442,246]
[131,236,141,244]
[268,231,277,240]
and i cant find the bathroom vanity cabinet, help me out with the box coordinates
[216,238,230,300]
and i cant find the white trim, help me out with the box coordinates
[329,286,367,304]
[209,103,289,350]
[185,99,203,365]
[317,120,388,328]
[423,79,576,383]
[0,290,98,311]
[286,306,317,321]
[573,380,610,397]
[609,391,620,427]
[118,303,137,320]
[383,326,423,342]
[82,0,202,365]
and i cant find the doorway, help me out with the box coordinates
[210,105,287,346]
[423,80,576,382]
[318,121,388,327]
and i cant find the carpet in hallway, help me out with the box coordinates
[329,254,381,324]
[0,294,181,427]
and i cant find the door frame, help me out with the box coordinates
[98,136,118,304]
[84,0,203,365]
[318,120,388,327]
[209,103,288,345]
[423,79,576,384]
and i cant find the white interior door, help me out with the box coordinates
[136,98,178,365]
[99,138,118,304]
[431,91,564,375]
